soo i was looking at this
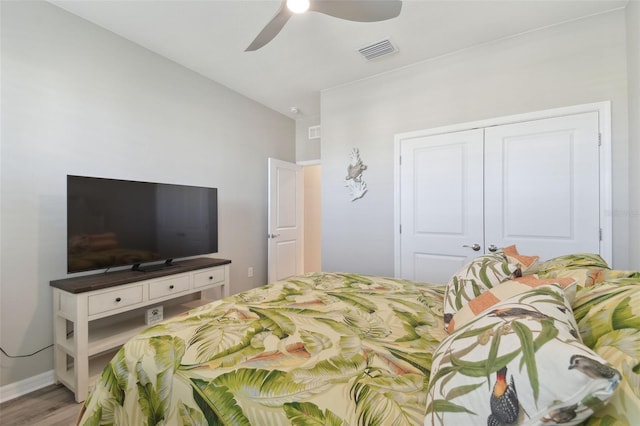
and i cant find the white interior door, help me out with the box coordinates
[397,107,605,285]
[484,112,601,257]
[268,158,303,283]
[399,129,484,284]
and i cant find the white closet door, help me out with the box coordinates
[399,129,484,284]
[484,112,601,258]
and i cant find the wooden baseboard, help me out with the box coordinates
[0,370,55,403]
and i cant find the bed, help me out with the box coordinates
[77,249,639,425]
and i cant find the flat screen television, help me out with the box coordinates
[67,175,218,273]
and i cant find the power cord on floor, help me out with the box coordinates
[0,344,52,358]
[0,330,73,358]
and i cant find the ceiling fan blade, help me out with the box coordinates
[245,1,293,51]
[309,0,402,22]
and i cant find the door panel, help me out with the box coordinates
[398,111,602,285]
[268,158,303,283]
[400,129,484,284]
[484,112,600,257]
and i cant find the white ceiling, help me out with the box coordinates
[50,0,627,119]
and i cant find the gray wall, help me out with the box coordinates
[295,115,321,163]
[0,1,294,386]
[321,10,632,275]
[628,1,640,270]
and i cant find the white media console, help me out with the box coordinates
[50,257,231,402]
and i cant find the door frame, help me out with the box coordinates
[393,101,612,276]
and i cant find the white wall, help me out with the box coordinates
[0,1,294,387]
[321,10,631,275]
[628,1,640,270]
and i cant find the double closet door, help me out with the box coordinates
[397,110,603,284]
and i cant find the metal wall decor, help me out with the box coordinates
[344,148,368,201]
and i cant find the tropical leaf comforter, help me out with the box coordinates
[78,273,447,425]
[78,263,640,425]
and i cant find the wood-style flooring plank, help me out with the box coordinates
[0,384,82,426]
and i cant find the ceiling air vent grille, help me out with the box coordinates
[358,39,398,61]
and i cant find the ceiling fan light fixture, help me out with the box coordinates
[287,0,310,14]
[247,0,402,51]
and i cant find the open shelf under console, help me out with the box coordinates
[50,257,231,402]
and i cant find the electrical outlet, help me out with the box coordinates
[145,306,163,325]
[248,267,254,277]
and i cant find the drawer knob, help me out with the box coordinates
[169,285,175,290]
[115,297,122,302]
[209,276,213,280]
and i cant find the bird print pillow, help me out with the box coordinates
[425,283,620,426]
[443,252,520,330]
[503,245,540,275]
[571,280,640,425]
[446,276,577,333]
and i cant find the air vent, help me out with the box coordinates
[358,38,398,61]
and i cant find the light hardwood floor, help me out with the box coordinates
[0,384,82,426]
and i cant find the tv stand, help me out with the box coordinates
[50,257,231,402]
[132,259,176,272]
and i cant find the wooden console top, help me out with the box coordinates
[50,257,231,294]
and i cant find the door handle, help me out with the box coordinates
[268,233,280,239]
[463,244,481,251]
[488,244,498,252]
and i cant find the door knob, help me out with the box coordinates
[268,233,280,239]
[488,244,498,252]
[463,244,481,251]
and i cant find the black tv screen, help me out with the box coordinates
[67,175,218,273]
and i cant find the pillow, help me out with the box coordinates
[446,276,577,333]
[537,253,610,276]
[443,252,519,330]
[571,282,640,425]
[426,284,620,426]
[539,267,606,288]
[584,345,640,425]
[540,267,640,289]
[503,245,539,275]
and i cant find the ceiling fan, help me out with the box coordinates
[245,0,402,51]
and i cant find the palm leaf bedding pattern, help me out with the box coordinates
[78,257,640,426]
[78,273,447,425]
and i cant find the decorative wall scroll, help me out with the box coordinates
[344,148,368,201]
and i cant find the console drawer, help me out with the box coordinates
[149,275,190,300]
[194,268,225,289]
[88,285,143,316]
